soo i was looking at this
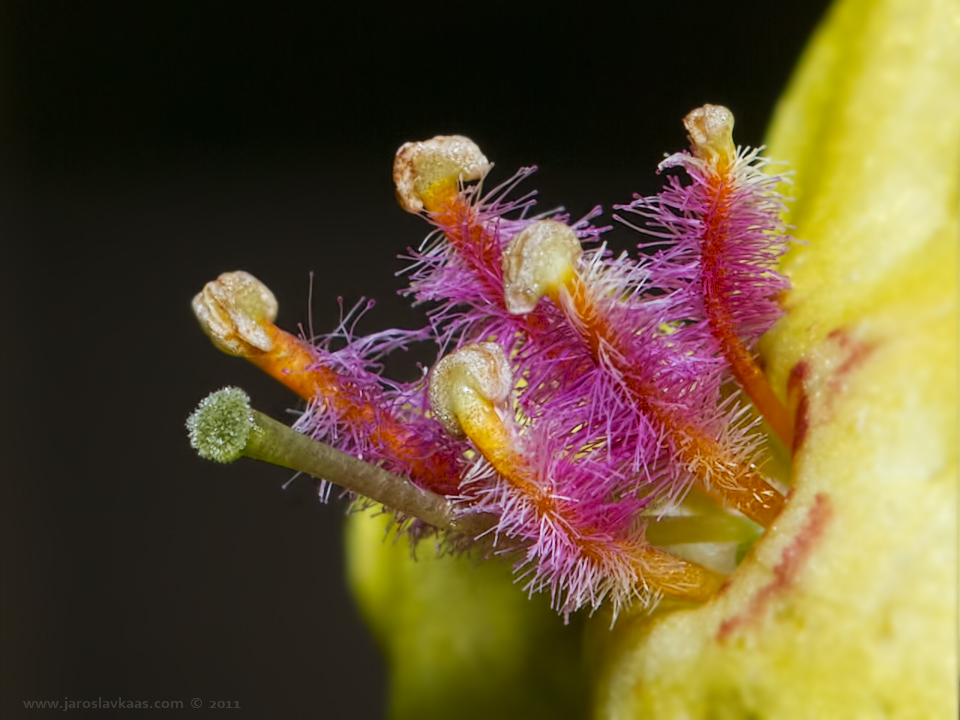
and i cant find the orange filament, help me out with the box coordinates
[452,395,726,602]
[700,171,794,447]
[247,323,461,495]
[248,323,332,399]
[422,180,506,284]
[551,274,785,528]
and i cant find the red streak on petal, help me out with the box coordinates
[787,360,810,454]
[826,329,876,397]
[787,333,875,456]
[792,394,810,456]
[717,492,832,641]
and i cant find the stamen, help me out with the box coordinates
[193,271,462,495]
[186,387,494,537]
[683,104,737,166]
[502,219,583,314]
[394,135,515,313]
[428,344,726,603]
[503,221,785,527]
[684,105,794,446]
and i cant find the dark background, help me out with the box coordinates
[1,1,832,717]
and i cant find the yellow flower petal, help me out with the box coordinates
[588,0,959,716]
[345,508,588,719]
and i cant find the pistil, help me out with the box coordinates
[186,387,493,537]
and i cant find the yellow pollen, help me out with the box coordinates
[393,135,490,214]
[684,104,737,164]
[502,220,583,315]
[192,271,326,399]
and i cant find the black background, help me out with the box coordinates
[2,1,832,717]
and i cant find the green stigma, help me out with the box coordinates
[186,387,258,463]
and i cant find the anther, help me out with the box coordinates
[684,104,736,162]
[502,220,583,315]
[393,135,491,214]
[192,271,278,357]
[192,271,323,400]
[428,342,513,438]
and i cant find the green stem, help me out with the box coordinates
[187,387,495,537]
[645,513,763,546]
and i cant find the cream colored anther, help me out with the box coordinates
[428,343,513,438]
[684,104,736,160]
[393,135,491,214]
[192,271,279,357]
[502,220,583,314]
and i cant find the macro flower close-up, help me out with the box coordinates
[5,0,956,717]
[187,0,958,715]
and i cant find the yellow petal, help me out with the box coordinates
[589,0,959,716]
[345,507,588,720]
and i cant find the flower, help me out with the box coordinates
[187,0,957,714]
[191,100,797,619]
